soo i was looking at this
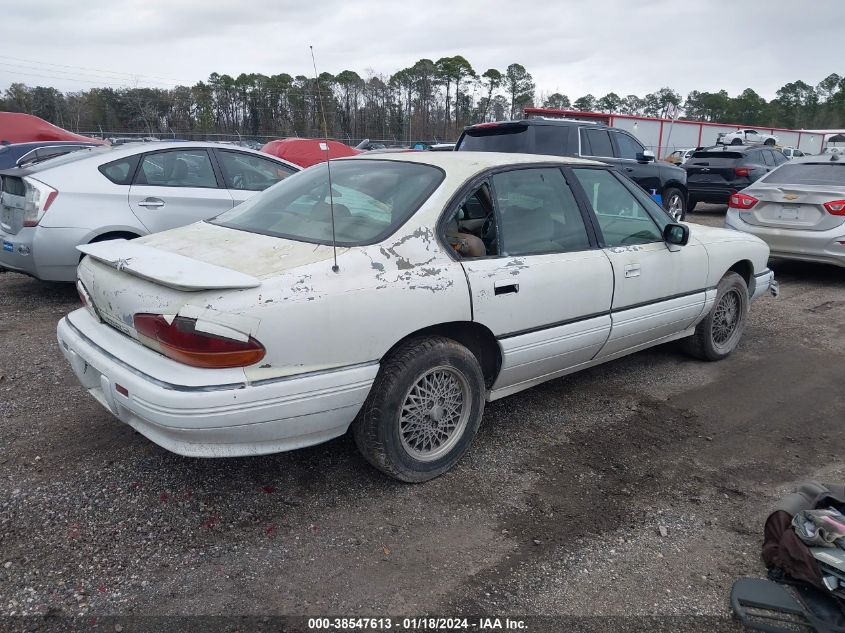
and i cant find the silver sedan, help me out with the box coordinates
[725,154,845,267]
[0,142,299,282]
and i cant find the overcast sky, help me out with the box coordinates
[2,0,843,101]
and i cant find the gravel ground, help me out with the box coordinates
[1,204,843,632]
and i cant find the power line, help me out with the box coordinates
[0,67,141,89]
[0,63,180,90]
[0,54,196,86]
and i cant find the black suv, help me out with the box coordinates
[456,119,689,220]
[683,145,788,209]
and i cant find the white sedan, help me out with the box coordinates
[717,129,779,146]
[57,152,777,481]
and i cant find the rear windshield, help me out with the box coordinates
[211,160,444,246]
[689,151,744,161]
[762,163,845,186]
[458,124,530,152]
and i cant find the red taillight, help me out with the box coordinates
[729,193,758,210]
[734,167,751,177]
[21,177,58,227]
[133,314,265,369]
[823,199,845,216]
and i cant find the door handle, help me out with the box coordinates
[624,263,641,278]
[625,167,634,172]
[137,198,165,208]
[494,280,519,295]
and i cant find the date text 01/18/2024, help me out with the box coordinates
[307,617,528,630]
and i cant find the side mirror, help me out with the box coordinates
[663,223,689,246]
[636,150,656,163]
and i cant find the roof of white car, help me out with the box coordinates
[97,140,264,158]
[11,140,299,174]
[350,150,605,170]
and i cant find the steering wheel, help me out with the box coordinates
[619,231,654,245]
[481,213,497,252]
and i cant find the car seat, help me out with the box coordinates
[444,215,486,258]
[500,203,558,255]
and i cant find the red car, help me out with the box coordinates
[261,138,361,168]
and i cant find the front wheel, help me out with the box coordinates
[764,138,776,146]
[663,187,686,221]
[682,272,749,361]
[353,336,486,482]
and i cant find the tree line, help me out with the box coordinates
[1,57,843,144]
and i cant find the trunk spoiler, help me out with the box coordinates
[77,239,261,291]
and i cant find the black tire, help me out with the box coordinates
[688,198,699,212]
[764,138,776,146]
[663,186,686,222]
[731,138,742,146]
[682,272,749,361]
[353,336,485,482]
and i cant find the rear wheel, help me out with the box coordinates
[353,336,485,482]
[731,138,742,145]
[80,232,141,261]
[90,231,141,243]
[663,187,686,221]
[764,138,776,146]
[682,272,749,361]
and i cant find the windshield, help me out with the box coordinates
[212,160,444,246]
[762,163,845,187]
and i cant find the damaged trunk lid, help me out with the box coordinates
[76,221,344,343]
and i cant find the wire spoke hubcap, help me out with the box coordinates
[668,194,684,220]
[712,289,742,346]
[399,366,471,462]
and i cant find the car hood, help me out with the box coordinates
[136,221,347,280]
[687,222,752,245]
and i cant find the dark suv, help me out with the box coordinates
[683,145,788,209]
[456,119,690,220]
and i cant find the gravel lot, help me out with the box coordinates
[1,205,843,631]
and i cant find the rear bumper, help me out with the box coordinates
[688,183,745,204]
[57,309,379,457]
[0,226,89,281]
[726,210,845,268]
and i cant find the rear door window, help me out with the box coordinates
[492,167,591,255]
[135,149,218,188]
[572,168,663,247]
[580,128,614,158]
[761,151,775,167]
[745,151,764,166]
[772,150,788,165]
[612,132,644,160]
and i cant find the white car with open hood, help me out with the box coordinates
[57,152,777,481]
